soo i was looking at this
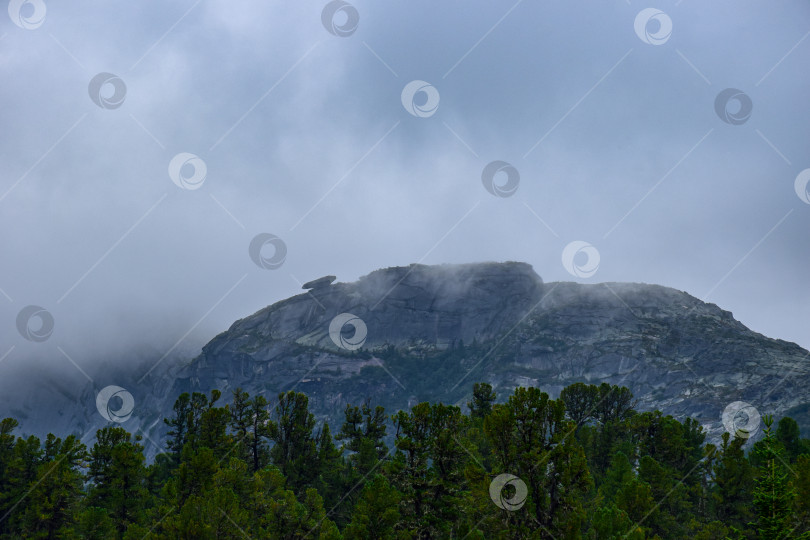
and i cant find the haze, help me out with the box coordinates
[1,0,809,387]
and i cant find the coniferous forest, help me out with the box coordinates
[1,383,809,539]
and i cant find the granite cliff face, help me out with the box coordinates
[197,261,543,361]
[165,261,810,449]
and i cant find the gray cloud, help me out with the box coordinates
[1,0,809,391]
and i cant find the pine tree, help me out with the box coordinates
[776,417,805,463]
[247,394,272,472]
[0,418,24,536]
[638,454,690,537]
[333,401,389,526]
[250,465,341,538]
[313,422,345,522]
[75,506,117,539]
[484,387,592,537]
[86,426,148,535]
[338,401,388,476]
[587,504,644,540]
[169,446,219,509]
[228,387,253,465]
[468,382,496,419]
[4,434,43,533]
[560,382,599,431]
[269,391,319,494]
[195,389,232,458]
[614,476,655,535]
[391,401,469,538]
[750,415,803,539]
[598,451,634,503]
[343,475,403,540]
[164,390,231,462]
[795,455,810,535]
[164,391,191,463]
[19,434,86,538]
[712,432,754,529]
[596,383,635,426]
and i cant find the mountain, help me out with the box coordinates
[162,261,809,451]
[4,262,809,459]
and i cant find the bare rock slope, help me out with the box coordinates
[169,261,810,444]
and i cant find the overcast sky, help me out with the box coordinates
[1,0,809,381]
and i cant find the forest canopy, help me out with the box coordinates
[1,382,809,539]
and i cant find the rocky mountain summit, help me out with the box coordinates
[165,261,810,450]
[4,261,808,459]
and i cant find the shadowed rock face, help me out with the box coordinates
[167,261,810,455]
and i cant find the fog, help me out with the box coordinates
[1,0,809,393]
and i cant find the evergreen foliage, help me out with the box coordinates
[0,383,808,538]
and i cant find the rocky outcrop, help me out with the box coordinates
[210,261,542,350]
